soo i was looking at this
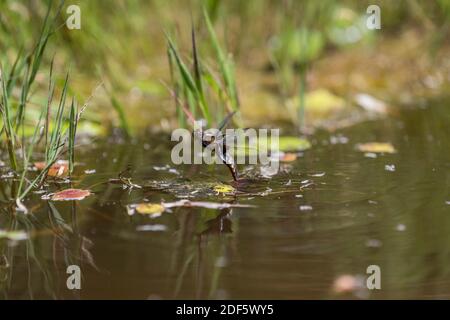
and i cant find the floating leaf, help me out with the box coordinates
[213,184,235,195]
[278,136,311,151]
[280,152,297,162]
[286,89,346,119]
[0,230,28,241]
[231,134,310,156]
[34,160,69,177]
[135,203,165,217]
[309,172,325,177]
[357,142,396,154]
[50,189,91,201]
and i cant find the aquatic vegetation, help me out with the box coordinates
[0,0,450,301]
[268,1,335,131]
[0,2,88,207]
[166,8,240,129]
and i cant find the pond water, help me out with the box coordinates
[1,99,449,299]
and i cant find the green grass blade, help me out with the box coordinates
[191,23,203,96]
[110,94,130,137]
[0,65,17,171]
[203,7,239,112]
[166,34,211,124]
[68,97,77,174]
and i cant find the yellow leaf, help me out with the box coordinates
[136,203,165,216]
[357,142,396,154]
[213,184,235,195]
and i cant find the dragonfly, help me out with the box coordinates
[193,111,241,181]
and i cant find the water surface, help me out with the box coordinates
[1,100,449,299]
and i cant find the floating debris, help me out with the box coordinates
[330,135,349,145]
[309,172,325,177]
[357,142,396,154]
[385,164,396,172]
[0,230,28,241]
[364,152,377,158]
[366,239,382,248]
[163,200,255,210]
[299,205,313,211]
[152,165,180,175]
[136,224,167,232]
[260,165,279,178]
[84,169,96,174]
[128,200,254,217]
[1,171,15,179]
[396,224,406,232]
[34,160,69,177]
[48,189,92,201]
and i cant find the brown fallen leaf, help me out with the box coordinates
[356,142,396,154]
[50,189,91,201]
[34,160,69,177]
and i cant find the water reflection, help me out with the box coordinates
[0,200,96,299]
[0,99,450,299]
[171,207,234,299]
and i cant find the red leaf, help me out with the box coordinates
[51,189,91,201]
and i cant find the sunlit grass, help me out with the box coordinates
[166,8,240,129]
[0,1,84,207]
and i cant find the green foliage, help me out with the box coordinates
[0,1,84,204]
[166,8,240,129]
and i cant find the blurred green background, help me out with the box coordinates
[1,0,449,135]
